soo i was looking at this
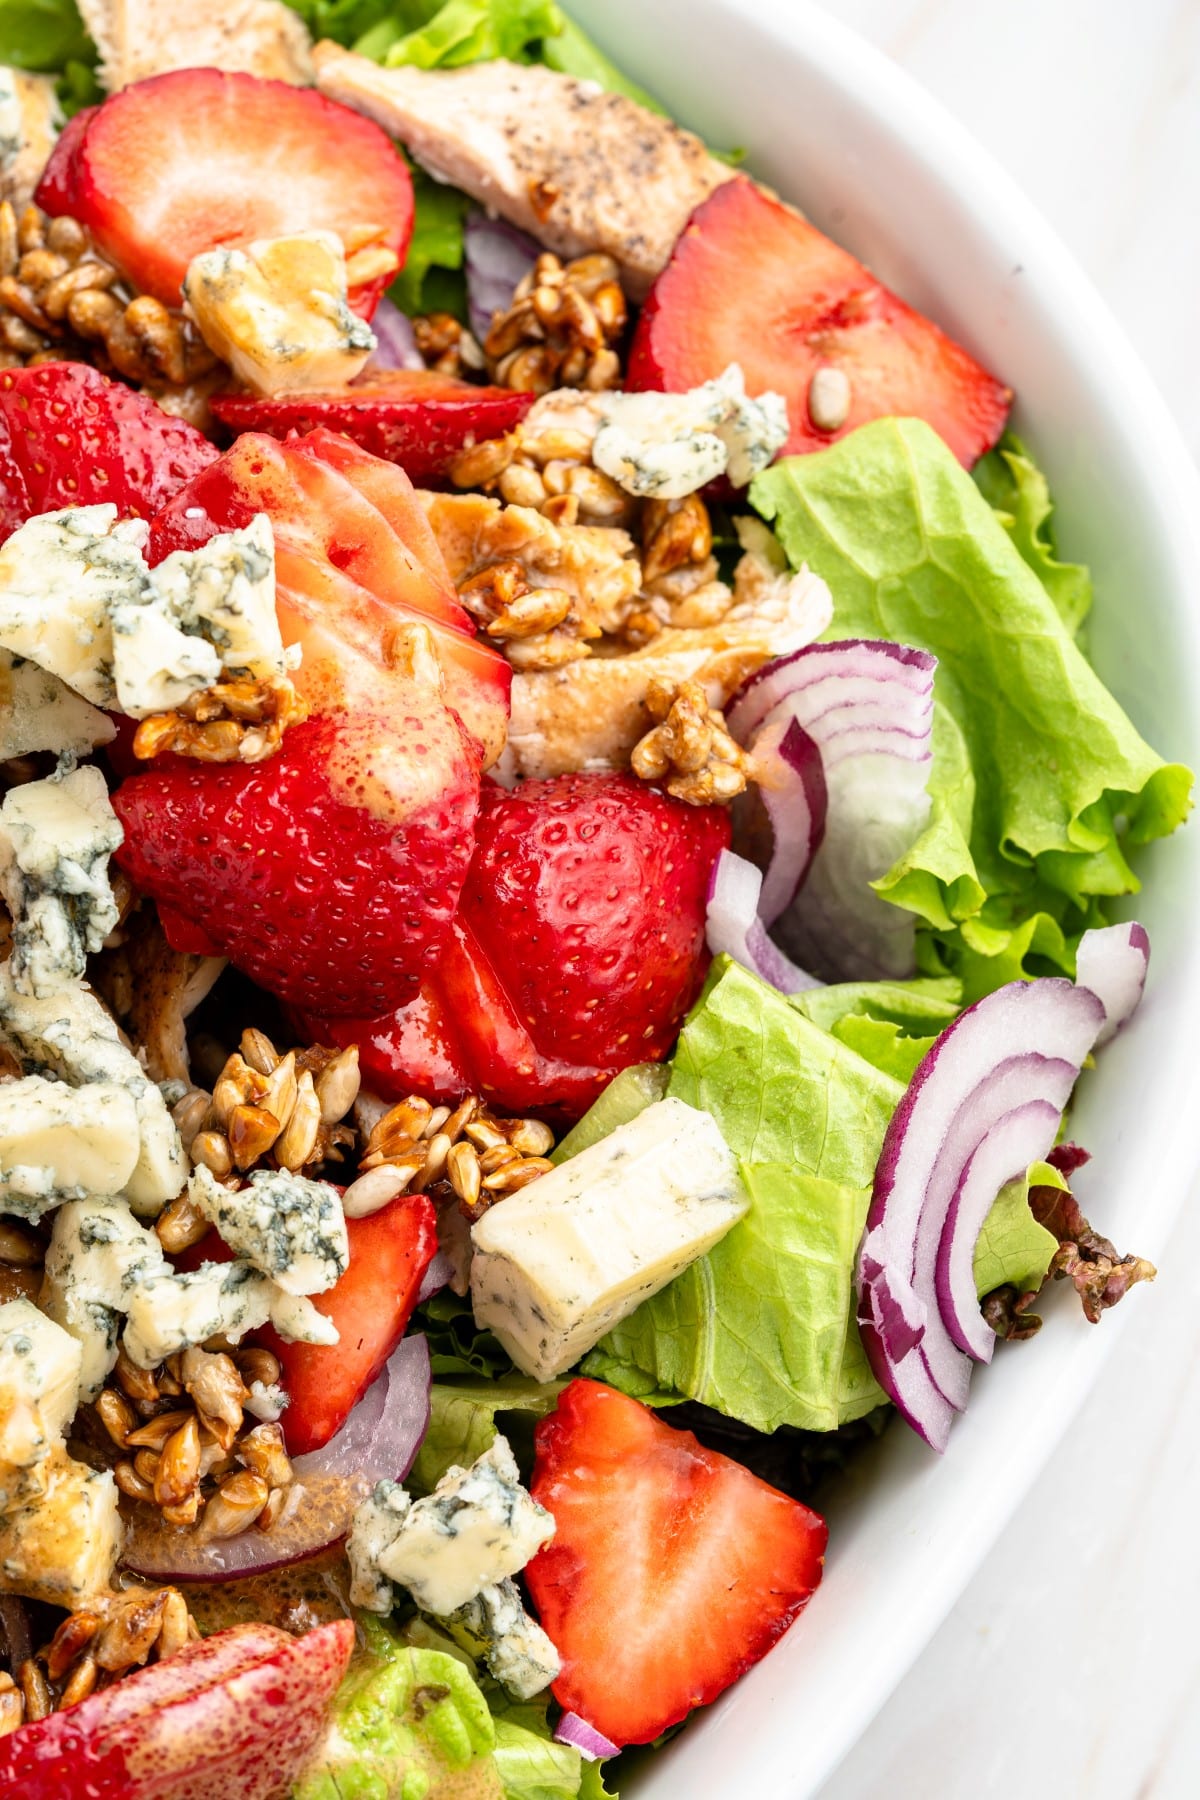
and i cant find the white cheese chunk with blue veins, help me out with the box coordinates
[188,1164,348,1296]
[0,1076,140,1222]
[593,363,788,499]
[184,233,376,397]
[0,1297,83,1510]
[0,651,115,762]
[110,595,222,718]
[42,1197,167,1399]
[0,505,154,707]
[0,969,188,1214]
[0,764,123,997]
[0,67,20,169]
[362,1434,555,1618]
[469,1096,750,1381]
[346,1478,411,1614]
[153,514,285,682]
[445,1577,561,1699]
[0,1445,122,1604]
[121,1259,338,1368]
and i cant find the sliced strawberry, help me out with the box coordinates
[211,371,536,488]
[112,710,479,1016]
[157,901,222,957]
[150,428,510,766]
[0,362,217,540]
[526,1380,828,1747]
[302,773,728,1118]
[31,105,95,215]
[259,1195,437,1456]
[0,1621,353,1800]
[38,69,413,315]
[628,176,1011,467]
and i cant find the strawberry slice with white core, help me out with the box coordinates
[37,69,413,315]
[628,176,1011,467]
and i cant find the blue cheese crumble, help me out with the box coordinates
[0,504,286,722]
[0,763,123,997]
[446,1578,562,1699]
[0,968,188,1215]
[0,1075,141,1222]
[592,363,788,499]
[346,1434,555,1618]
[188,1163,349,1296]
[0,1297,82,1510]
[183,233,376,396]
[121,1260,338,1369]
[41,1197,167,1399]
[0,651,116,763]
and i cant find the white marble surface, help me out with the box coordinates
[806,4,1200,1796]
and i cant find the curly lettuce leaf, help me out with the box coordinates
[751,419,1191,995]
[295,1628,501,1800]
[973,433,1092,636]
[415,1287,515,1379]
[387,163,472,316]
[792,976,962,1082]
[410,1373,566,1494]
[973,1160,1060,1298]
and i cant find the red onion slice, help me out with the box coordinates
[728,640,936,982]
[741,713,827,925]
[362,297,424,372]
[415,1248,455,1307]
[1075,922,1150,1046]
[125,1336,431,1582]
[705,849,820,994]
[554,1712,620,1761]
[936,1098,1062,1362]
[465,212,539,344]
[857,979,1106,1450]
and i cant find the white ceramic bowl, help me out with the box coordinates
[567,1,1200,1793]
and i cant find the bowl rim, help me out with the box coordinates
[563,0,1200,1792]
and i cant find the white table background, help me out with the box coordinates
[805,3,1200,1796]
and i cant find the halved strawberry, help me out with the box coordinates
[32,105,95,215]
[301,774,728,1118]
[112,710,479,1017]
[211,371,536,488]
[37,69,413,316]
[628,176,1011,467]
[0,362,217,540]
[149,428,510,766]
[258,1194,437,1456]
[526,1380,828,1747]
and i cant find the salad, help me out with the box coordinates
[0,0,1188,1795]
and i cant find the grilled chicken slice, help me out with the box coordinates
[77,0,313,91]
[312,44,735,299]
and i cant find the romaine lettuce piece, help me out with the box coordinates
[590,959,1063,1433]
[791,976,962,1082]
[0,0,93,69]
[973,1159,1060,1299]
[751,419,1192,996]
[410,1374,566,1494]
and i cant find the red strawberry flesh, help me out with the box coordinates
[38,69,413,315]
[628,176,1011,467]
[211,371,536,489]
[0,362,217,541]
[526,1380,828,1747]
[112,710,479,1017]
[0,1620,353,1800]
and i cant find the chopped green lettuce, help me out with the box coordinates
[410,1373,566,1494]
[973,1159,1061,1298]
[295,1624,500,1799]
[416,1288,514,1379]
[791,976,962,1082]
[590,958,899,1432]
[550,1061,668,1163]
[539,14,663,111]
[387,164,472,317]
[361,0,563,69]
[751,419,1191,998]
[588,958,1070,1432]
[303,1617,617,1800]
[973,433,1093,637]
